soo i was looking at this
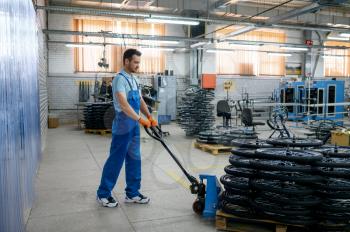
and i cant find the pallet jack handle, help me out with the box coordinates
[144,126,201,194]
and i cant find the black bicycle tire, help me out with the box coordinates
[220,201,255,218]
[251,198,312,216]
[224,187,251,196]
[257,170,323,184]
[266,138,323,147]
[231,148,258,159]
[220,191,250,207]
[224,165,257,178]
[316,212,350,222]
[231,139,274,149]
[249,159,314,173]
[250,179,314,195]
[258,192,321,207]
[255,148,323,163]
[316,178,350,191]
[257,210,317,226]
[229,156,255,169]
[317,167,350,179]
[315,157,350,168]
[320,201,350,213]
[220,174,250,190]
[317,190,350,199]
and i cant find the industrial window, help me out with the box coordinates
[215,28,286,76]
[73,18,165,73]
[324,41,350,77]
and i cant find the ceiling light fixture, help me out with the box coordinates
[65,43,101,48]
[144,18,200,26]
[206,49,234,54]
[327,36,349,41]
[322,55,345,59]
[339,33,350,38]
[140,47,175,52]
[268,52,292,57]
[141,40,179,45]
[190,41,211,48]
[280,46,308,51]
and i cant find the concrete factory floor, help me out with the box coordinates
[26,122,311,232]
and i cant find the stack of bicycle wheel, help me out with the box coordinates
[83,102,114,129]
[220,137,330,228]
[312,146,350,231]
[177,88,215,136]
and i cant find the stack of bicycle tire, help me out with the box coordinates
[313,146,350,231]
[220,138,350,231]
[177,88,215,136]
[83,102,114,129]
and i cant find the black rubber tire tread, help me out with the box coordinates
[316,178,350,191]
[315,157,350,168]
[317,190,350,199]
[220,191,250,207]
[317,167,350,179]
[249,159,314,173]
[257,211,317,226]
[224,165,257,178]
[266,138,323,147]
[220,201,255,218]
[196,139,219,144]
[316,212,350,222]
[317,146,350,158]
[229,156,254,169]
[257,170,324,184]
[224,187,251,196]
[231,148,258,158]
[225,134,258,140]
[250,179,314,196]
[220,174,250,190]
[258,192,321,207]
[255,148,323,163]
[320,199,350,213]
[251,198,312,216]
[230,139,274,149]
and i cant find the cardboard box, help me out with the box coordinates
[331,130,350,146]
[201,74,216,89]
[48,117,59,128]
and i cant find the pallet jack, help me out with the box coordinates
[144,126,222,218]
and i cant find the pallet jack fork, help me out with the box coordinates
[144,126,222,218]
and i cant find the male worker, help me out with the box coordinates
[97,48,157,207]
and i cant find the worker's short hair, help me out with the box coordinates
[123,49,142,64]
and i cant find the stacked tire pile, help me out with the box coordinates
[219,138,350,231]
[83,103,115,129]
[177,88,215,136]
[313,146,350,231]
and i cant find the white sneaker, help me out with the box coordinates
[125,194,150,204]
[97,196,118,208]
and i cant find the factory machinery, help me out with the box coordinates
[278,79,345,122]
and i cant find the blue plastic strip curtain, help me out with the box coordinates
[0,0,41,231]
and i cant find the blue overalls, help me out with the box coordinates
[97,72,141,199]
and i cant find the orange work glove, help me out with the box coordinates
[139,117,151,128]
[147,115,158,127]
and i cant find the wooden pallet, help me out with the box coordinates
[216,210,304,232]
[194,142,232,155]
[85,129,112,136]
